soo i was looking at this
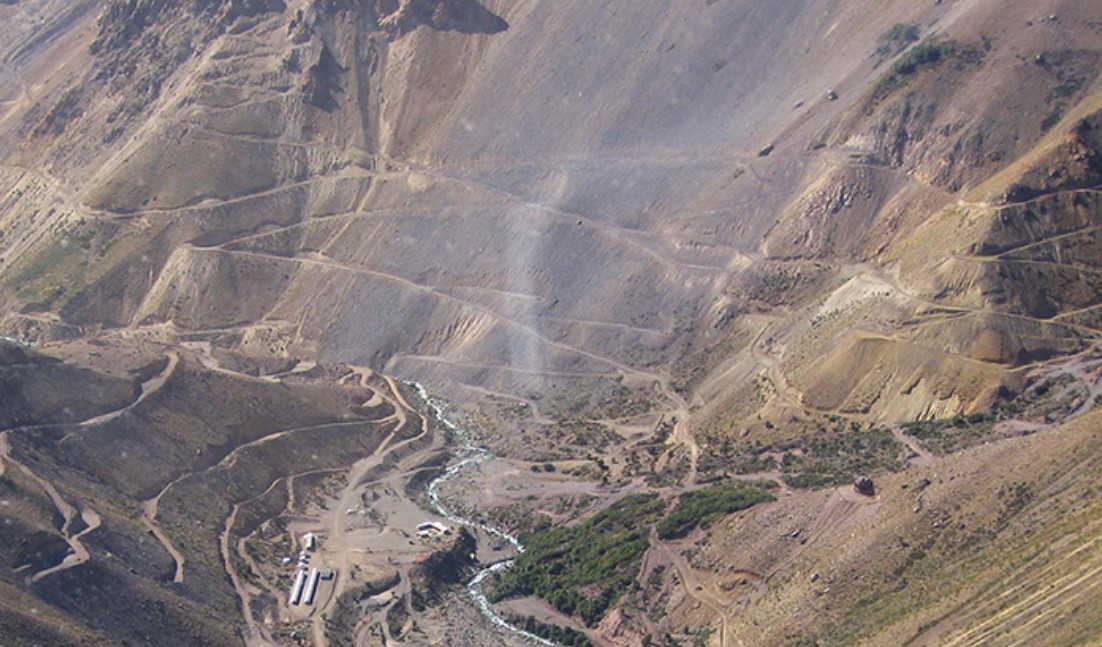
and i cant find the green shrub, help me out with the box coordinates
[892,42,947,75]
[515,616,593,647]
[872,40,969,100]
[877,23,921,57]
[657,483,774,539]
[783,472,851,490]
[491,494,665,626]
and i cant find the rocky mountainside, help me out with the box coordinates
[0,338,416,646]
[2,0,1102,646]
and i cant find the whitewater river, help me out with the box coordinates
[413,383,559,647]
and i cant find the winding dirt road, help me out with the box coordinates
[891,426,935,466]
[58,351,180,445]
[215,372,432,647]
[647,529,744,647]
[142,497,186,584]
[1,430,102,582]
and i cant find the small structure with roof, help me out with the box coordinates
[416,521,450,539]
[303,567,321,605]
[289,568,308,606]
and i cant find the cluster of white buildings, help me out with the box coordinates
[286,522,450,609]
[288,533,327,607]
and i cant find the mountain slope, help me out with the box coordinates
[2,1,1102,646]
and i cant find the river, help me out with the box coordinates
[412,382,559,647]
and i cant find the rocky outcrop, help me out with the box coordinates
[47,0,283,140]
[408,528,478,609]
[376,0,507,39]
[998,115,1102,205]
[301,44,345,111]
[91,0,286,56]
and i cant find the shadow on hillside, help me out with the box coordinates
[432,0,508,34]
[378,0,508,37]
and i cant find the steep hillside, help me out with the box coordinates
[1,0,1102,645]
[0,339,420,646]
[1,0,1099,422]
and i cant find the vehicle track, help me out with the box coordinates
[141,497,186,584]
[193,246,682,391]
[938,535,1102,647]
[389,352,615,378]
[1,430,101,582]
[58,351,179,444]
[892,426,935,466]
[955,185,1102,213]
[142,414,394,589]
[647,530,743,647]
[85,168,379,220]
[869,266,1100,337]
[221,374,428,647]
[30,507,101,582]
[302,375,436,646]
[411,164,757,276]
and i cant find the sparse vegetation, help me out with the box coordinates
[1036,49,1095,131]
[484,502,554,537]
[647,451,691,487]
[876,23,921,58]
[901,372,1090,454]
[490,494,665,626]
[871,40,982,101]
[782,472,851,490]
[504,614,594,647]
[785,425,902,478]
[702,418,903,489]
[543,378,659,422]
[657,483,774,539]
[670,338,740,396]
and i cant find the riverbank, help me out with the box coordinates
[414,382,559,647]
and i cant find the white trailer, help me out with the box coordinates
[303,567,322,605]
[289,568,308,606]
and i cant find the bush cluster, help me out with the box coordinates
[491,494,664,626]
[657,483,774,539]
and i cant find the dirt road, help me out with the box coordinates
[58,351,180,445]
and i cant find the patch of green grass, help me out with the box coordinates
[6,231,90,303]
[491,494,664,626]
[782,472,852,490]
[5,221,147,309]
[656,483,774,539]
[871,40,981,101]
[876,23,921,58]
